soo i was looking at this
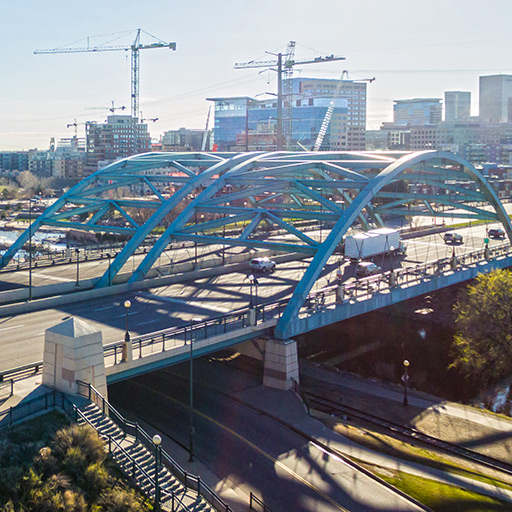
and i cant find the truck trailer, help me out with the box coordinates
[344,228,406,260]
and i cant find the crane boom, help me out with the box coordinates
[34,29,176,119]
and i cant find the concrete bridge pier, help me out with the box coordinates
[262,338,299,391]
[42,317,108,399]
[236,337,300,390]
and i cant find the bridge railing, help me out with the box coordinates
[3,241,512,379]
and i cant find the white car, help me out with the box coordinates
[249,257,276,273]
[356,261,381,277]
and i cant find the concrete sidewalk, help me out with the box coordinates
[230,382,512,505]
[301,360,512,433]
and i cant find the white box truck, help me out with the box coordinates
[344,228,406,260]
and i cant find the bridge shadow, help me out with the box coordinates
[109,360,417,512]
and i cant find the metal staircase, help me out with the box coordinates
[74,382,230,512]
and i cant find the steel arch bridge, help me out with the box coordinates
[3,150,511,339]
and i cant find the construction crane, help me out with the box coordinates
[313,71,375,151]
[235,44,345,150]
[140,112,159,123]
[201,106,212,151]
[34,29,176,119]
[66,119,87,137]
[86,101,126,114]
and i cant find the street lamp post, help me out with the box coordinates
[152,434,162,511]
[106,253,111,286]
[248,274,259,325]
[188,317,202,462]
[28,198,36,301]
[122,300,132,362]
[402,360,410,406]
[75,248,80,287]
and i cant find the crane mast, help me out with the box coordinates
[235,44,345,150]
[35,29,176,119]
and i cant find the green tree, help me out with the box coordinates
[451,269,512,387]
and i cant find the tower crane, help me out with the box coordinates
[34,29,176,120]
[234,43,345,150]
[140,112,159,123]
[66,119,87,137]
[313,71,375,151]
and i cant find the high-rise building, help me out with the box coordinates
[208,77,367,151]
[393,98,442,126]
[161,128,207,151]
[85,115,151,174]
[444,91,471,121]
[479,74,512,123]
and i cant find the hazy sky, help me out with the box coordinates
[2,0,512,150]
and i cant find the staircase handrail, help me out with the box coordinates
[76,380,233,512]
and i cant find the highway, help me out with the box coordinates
[0,221,507,372]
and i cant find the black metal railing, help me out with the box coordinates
[4,241,512,383]
[249,492,275,512]
[76,381,234,512]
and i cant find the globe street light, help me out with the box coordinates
[152,434,162,511]
[402,359,410,406]
[75,248,80,287]
[248,274,259,325]
[122,300,132,362]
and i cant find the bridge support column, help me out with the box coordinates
[263,338,299,391]
[42,317,107,399]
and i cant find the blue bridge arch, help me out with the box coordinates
[3,150,510,339]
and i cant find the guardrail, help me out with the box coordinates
[3,241,512,382]
[76,380,233,512]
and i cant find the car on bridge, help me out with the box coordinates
[249,257,276,273]
[444,232,464,244]
[488,228,505,239]
[356,261,382,277]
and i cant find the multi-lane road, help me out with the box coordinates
[0,220,507,372]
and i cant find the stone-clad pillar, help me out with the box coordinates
[263,338,299,391]
[42,317,107,399]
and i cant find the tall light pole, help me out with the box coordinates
[152,434,162,511]
[75,248,80,287]
[28,198,36,301]
[188,317,201,462]
[106,253,111,286]
[248,274,259,325]
[402,359,410,406]
[122,300,132,362]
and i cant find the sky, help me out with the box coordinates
[2,0,512,150]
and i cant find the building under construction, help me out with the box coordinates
[207,77,367,152]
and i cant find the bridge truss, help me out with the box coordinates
[3,150,511,339]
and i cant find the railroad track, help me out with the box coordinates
[306,391,512,477]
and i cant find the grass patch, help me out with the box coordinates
[370,466,512,511]
[314,412,512,493]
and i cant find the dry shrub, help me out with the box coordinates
[52,425,105,467]
[99,486,145,512]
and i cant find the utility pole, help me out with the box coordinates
[235,43,345,150]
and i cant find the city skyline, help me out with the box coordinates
[2,0,512,150]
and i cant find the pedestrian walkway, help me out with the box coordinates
[300,360,512,433]
[230,380,512,505]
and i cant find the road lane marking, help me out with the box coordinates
[136,382,349,511]
[0,325,25,332]
[138,319,159,326]
[94,305,116,312]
